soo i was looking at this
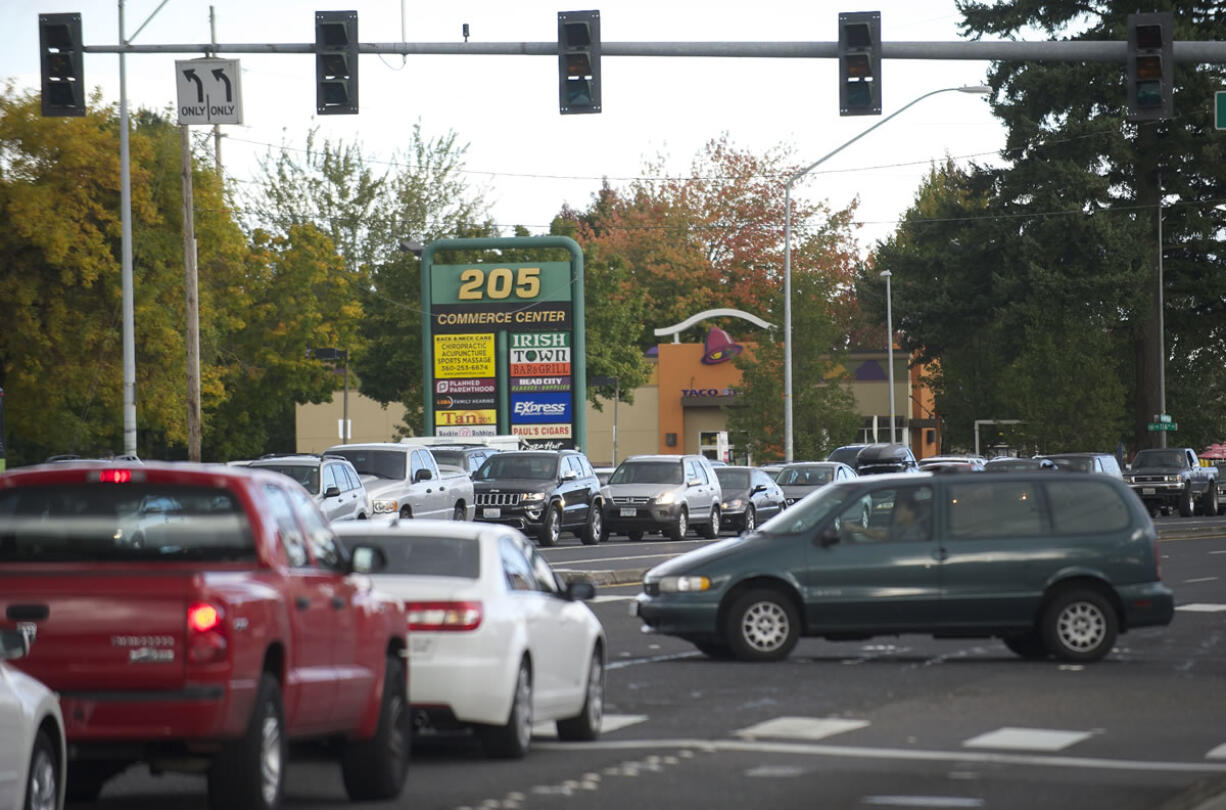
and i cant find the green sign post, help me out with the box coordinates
[1217,90,1226,130]
[420,237,587,452]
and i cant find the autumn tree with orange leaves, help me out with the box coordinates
[555,134,864,460]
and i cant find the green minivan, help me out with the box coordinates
[633,471,1173,663]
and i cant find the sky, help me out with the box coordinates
[2,0,1009,254]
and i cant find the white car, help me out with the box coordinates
[0,629,65,810]
[335,520,605,759]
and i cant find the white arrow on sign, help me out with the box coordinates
[175,58,243,126]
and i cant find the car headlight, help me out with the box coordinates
[723,498,744,510]
[372,499,398,514]
[657,575,711,593]
[520,492,546,503]
[654,491,677,506]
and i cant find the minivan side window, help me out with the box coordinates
[948,480,1043,539]
[1045,480,1130,534]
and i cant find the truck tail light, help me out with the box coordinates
[187,601,228,664]
[407,601,482,632]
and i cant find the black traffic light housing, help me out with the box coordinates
[1127,12,1173,121]
[558,10,601,115]
[316,10,358,115]
[838,10,881,116]
[39,13,85,117]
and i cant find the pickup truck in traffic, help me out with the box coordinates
[0,461,410,810]
[325,441,475,521]
[1126,447,1222,517]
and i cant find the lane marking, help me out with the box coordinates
[1177,603,1226,612]
[862,797,984,808]
[532,713,647,738]
[737,717,869,741]
[962,727,1094,752]
[535,737,1226,773]
[1207,743,1226,760]
[1184,577,1220,584]
[746,765,808,777]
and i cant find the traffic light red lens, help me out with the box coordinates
[845,22,872,48]
[566,53,591,77]
[1135,24,1163,50]
[846,54,872,78]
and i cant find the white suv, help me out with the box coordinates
[602,454,723,541]
[247,453,370,522]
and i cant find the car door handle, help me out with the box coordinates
[295,596,311,610]
[931,547,949,562]
[331,596,346,610]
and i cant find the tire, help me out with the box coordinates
[479,658,533,759]
[667,507,688,541]
[399,505,413,520]
[693,641,736,660]
[1002,632,1049,660]
[741,506,756,535]
[724,588,800,662]
[23,729,58,810]
[1201,485,1220,517]
[64,761,124,803]
[341,655,410,801]
[628,530,644,542]
[208,673,286,810]
[1040,588,1118,663]
[700,506,720,539]
[453,503,466,521]
[556,647,604,741]
[581,502,603,545]
[538,505,561,547]
[1179,486,1195,517]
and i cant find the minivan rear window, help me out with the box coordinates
[1044,480,1130,534]
[0,484,255,562]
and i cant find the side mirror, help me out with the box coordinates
[414,468,433,483]
[0,628,31,661]
[350,545,388,575]
[560,469,577,482]
[816,525,841,548]
[323,486,341,499]
[687,478,703,488]
[565,577,596,601]
[751,484,767,495]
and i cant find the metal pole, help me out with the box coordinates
[343,351,350,444]
[1157,171,1166,450]
[181,125,202,461]
[209,6,222,176]
[882,271,896,444]
[781,85,988,462]
[612,377,619,465]
[119,0,137,457]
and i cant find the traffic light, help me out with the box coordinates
[558,10,601,115]
[316,10,358,115]
[39,13,85,117]
[1127,12,1173,121]
[838,11,881,116]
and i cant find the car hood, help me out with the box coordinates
[645,534,754,578]
[607,483,684,498]
[472,478,554,493]
[362,477,408,497]
[1129,466,1186,475]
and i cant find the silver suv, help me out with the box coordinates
[247,453,370,522]
[602,454,722,541]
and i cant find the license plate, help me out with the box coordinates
[1141,488,1155,495]
[483,507,501,519]
[620,507,637,518]
[410,636,434,655]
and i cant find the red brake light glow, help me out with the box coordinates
[98,469,133,483]
[187,603,222,633]
[407,601,482,632]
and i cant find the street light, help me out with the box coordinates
[880,270,895,444]
[310,347,350,444]
[782,84,990,461]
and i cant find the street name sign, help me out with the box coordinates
[175,58,242,125]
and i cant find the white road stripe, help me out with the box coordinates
[1207,743,1226,760]
[962,727,1094,752]
[1184,577,1220,584]
[862,797,984,808]
[737,717,870,741]
[1177,603,1226,612]
[532,713,646,738]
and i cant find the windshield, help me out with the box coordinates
[0,484,256,562]
[256,464,319,492]
[610,461,683,485]
[1047,457,1092,472]
[431,450,464,468]
[329,449,406,480]
[757,482,856,535]
[715,469,750,490]
[474,454,558,481]
[335,533,480,578]
[776,466,833,486]
[1133,450,1185,468]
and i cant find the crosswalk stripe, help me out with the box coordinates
[962,727,1094,752]
[1207,743,1226,759]
[736,716,869,741]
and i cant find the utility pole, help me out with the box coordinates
[181,124,201,461]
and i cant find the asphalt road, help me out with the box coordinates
[73,527,1226,810]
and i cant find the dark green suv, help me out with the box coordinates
[633,471,1173,663]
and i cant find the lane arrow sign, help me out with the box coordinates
[182,68,203,103]
[211,68,232,102]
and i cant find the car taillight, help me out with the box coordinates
[187,602,228,664]
[92,469,145,483]
[407,601,482,632]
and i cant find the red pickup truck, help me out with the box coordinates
[0,462,410,810]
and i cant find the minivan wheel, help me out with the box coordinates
[1040,589,1117,663]
[667,507,688,541]
[724,588,800,662]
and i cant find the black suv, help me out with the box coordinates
[471,450,605,546]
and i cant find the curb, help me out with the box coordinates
[557,567,649,587]
[1158,776,1226,810]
